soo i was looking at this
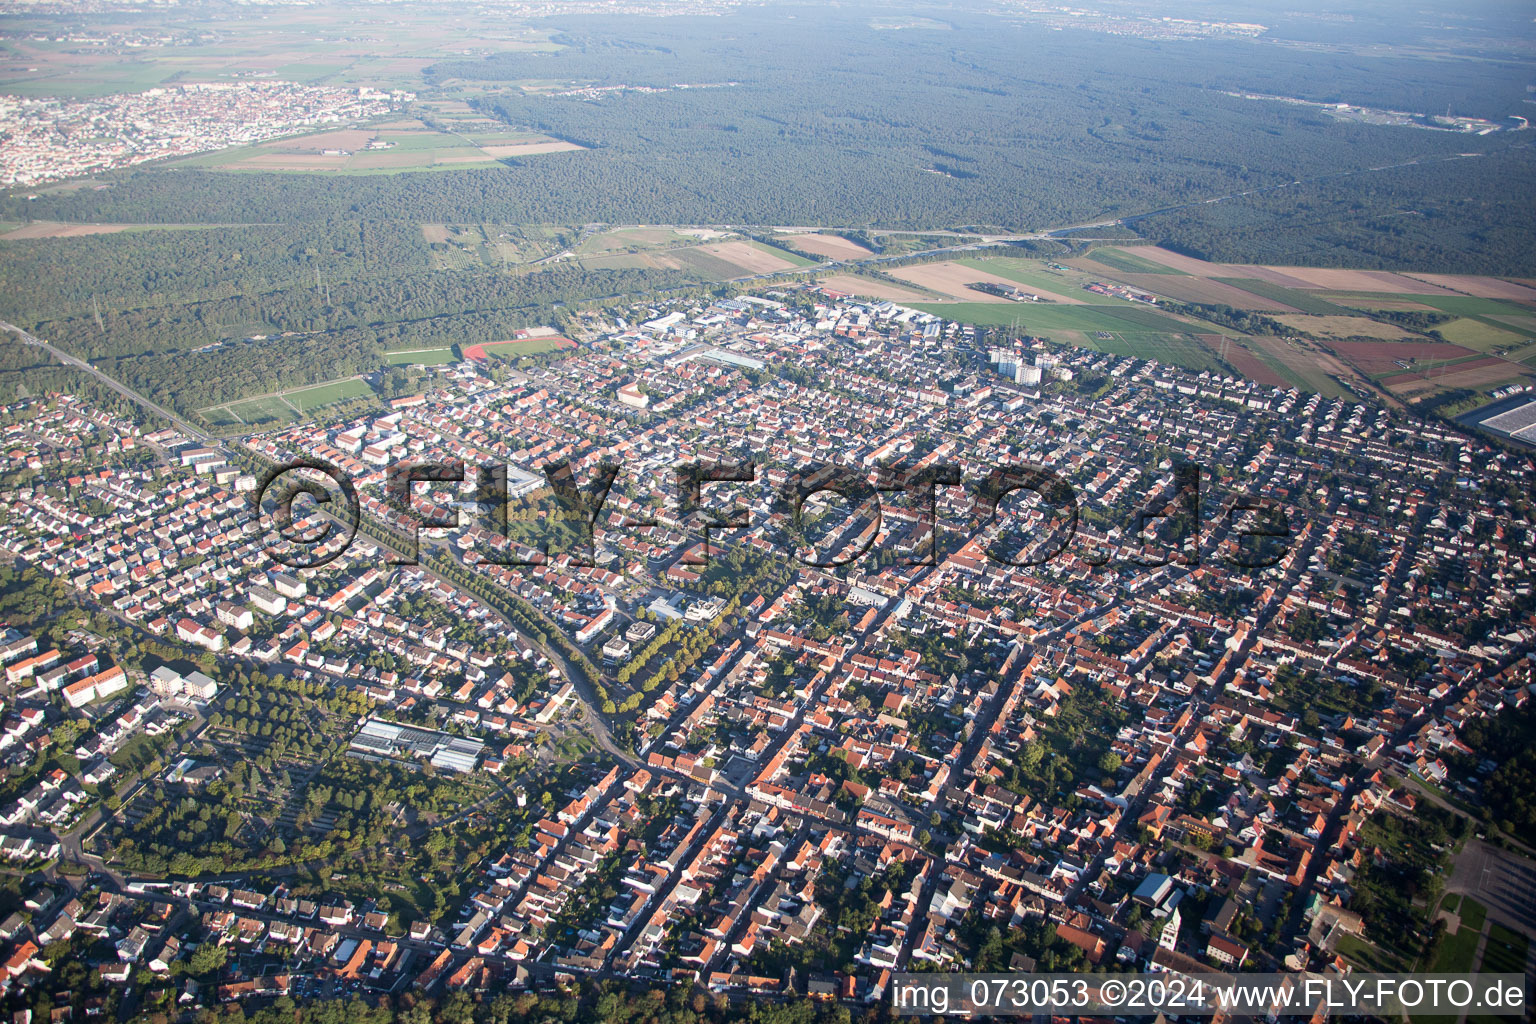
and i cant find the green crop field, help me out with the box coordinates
[750,240,818,268]
[1073,332,1226,374]
[1087,247,1185,275]
[915,301,1192,334]
[1432,318,1525,352]
[1416,296,1536,318]
[954,257,1111,301]
[671,247,757,279]
[1212,278,1354,315]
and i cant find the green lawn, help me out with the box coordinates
[1336,932,1396,972]
[1427,914,1483,971]
[1086,247,1185,275]
[1479,922,1528,974]
[214,377,375,424]
[219,395,296,425]
[1427,907,1527,1024]
[279,378,375,411]
[1458,897,1488,934]
[385,347,457,365]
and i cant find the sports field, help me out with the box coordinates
[463,336,577,361]
[205,377,376,426]
[385,347,457,365]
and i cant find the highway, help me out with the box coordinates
[0,319,211,442]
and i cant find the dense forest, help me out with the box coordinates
[1,2,1532,420]
[1,235,706,414]
[4,7,1530,250]
[1132,148,1536,273]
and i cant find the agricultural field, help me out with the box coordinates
[1490,315,1536,335]
[1226,264,1458,295]
[1431,318,1528,352]
[1245,336,1355,398]
[575,227,700,254]
[1327,339,1480,376]
[1070,331,1227,374]
[816,274,938,302]
[1096,245,1213,275]
[779,232,874,258]
[1111,274,1299,311]
[1384,360,1530,397]
[1210,278,1355,315]
[647,240,807,278]
[1275,315,1417,341]
[894,261,1087,303]
[203,377,376,427]
[169,120,584,176]
[919,300,1227,374]
[1195,335,1290,389]
[919,249,1535,402]
[1400,274,1536,302]
[952,257,1098,303]
[1412,296,1536,319]
[0,8,560,99]
[915,301,1193,334]
[1085,246,1185,275]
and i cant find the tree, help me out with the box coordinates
[1018,743,1044,772]
[185,943,227,976]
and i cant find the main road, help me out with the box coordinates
[0,319,210,442]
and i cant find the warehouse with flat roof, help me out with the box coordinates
[350,718,484,773]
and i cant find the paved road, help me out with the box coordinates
[0,319,210,442]
[1446,839,1536,937]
